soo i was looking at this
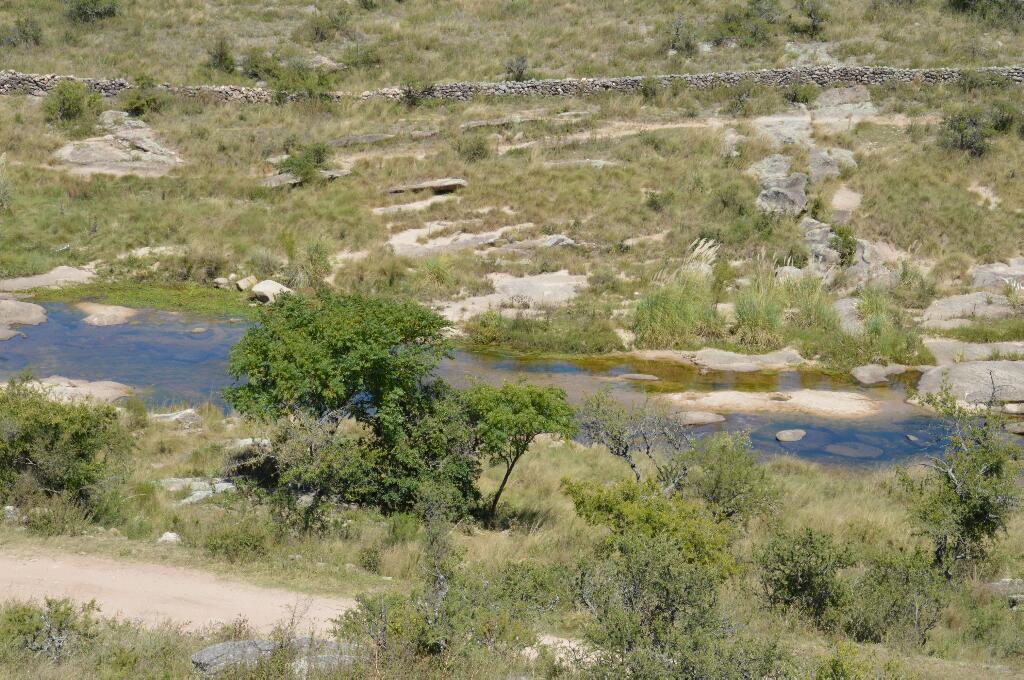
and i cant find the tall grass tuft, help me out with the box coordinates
[734,273,785,350]
[633,275,724,349]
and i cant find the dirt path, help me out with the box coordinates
[0,550,357,633]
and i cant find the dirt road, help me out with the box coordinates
[0,550,356,633]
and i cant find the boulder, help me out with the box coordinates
[917,361,1024,406]
[157,531,180,544]
[250,280,292,304]
[235,275,258,292]
[1005,403,1024,415]
[833,297,863,335]
[3,505,17,521]
[969,257,1024,291]
[540,234,576,247]
[76,302,138,327]
[851,364,907,386]
[22,376,130,404]
[756,173,808,215]
[775,429,806,442]
[809,147,856,183]
[690,347,805,372]
[920,292,1014,330]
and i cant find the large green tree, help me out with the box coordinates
[225,292,449,442]
[464,382,576,519]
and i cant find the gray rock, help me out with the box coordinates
[53,111,181,177]
[0,299,47,327]
[776,429,807,442]
[757,173,808,215]
[775,265,806,280]
[235,275,258,292]
[833,298,863,335]
[809,147,857,183]
[192,640,277,675]
[261,169,351,188]
[151,408,202,431]
[540,234,576,247]
[1007,421,1024,435]
[679,411,726,426]
[387,177,466,195]
[690,347,805,372]
[251,280,292,304]
[746,154,792,181]
[851,363,906,386]
[157,531,180,544]
[330,133,395,148]
[3,505,17,521]
[917,361,1024,405]
[720,128,746,158]
[923,338,1024,366]
[920,292,1014,330]
[1005,403,1024,415]
[969,258,1024,291]
[844,239,907,290]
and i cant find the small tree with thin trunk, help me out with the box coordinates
[464,382,577,520]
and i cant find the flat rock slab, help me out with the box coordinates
[920,292,1014,330]
[387,220,530,257]
[809,147,856,183]
[970,257,1024,291]
[690,347,806,372]
[542,159,619,169]
[22,376,131,403]
[664,389,880,418]
[752,111,813,147]
[0,299,47,328]
[76,302,138,326]
[746,154,792,181]
[851,363,907,386]
[679,411,726,426]
[193,637,353,676]
[438,270,588,322]
[0,266,94,292]
[261,168,351,188]
[924,338,1024,366]
[831,185,862,224]
[617,373,660,382]
[387,177,466,195]
[53,110,181,177]
[917,361,1024,406]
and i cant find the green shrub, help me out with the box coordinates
[0,18,43,47]
[454,135,491,162]
[0,380,129,507]
[830,224,858,267]
[23,495,89,536]
[0,599,98,662]
[464,309,624,354]
[668,16,698,55]
[42,80,100,126]
[940,106,994,156]
[207,35,236,73]
[119,76,170,117]
[785,82,820,105]
[66,0,118,23]
[0,154,11,213]
[358,542,384,572]
[794,0,830,36]
[948,0,1024,23]
[843,549,946,646]
[279,142,331,183]
[241,48,279,81]
[202,518,273,562]
[674,432,777,525]
[296,7,350,43]
[757,527,852,629]
[713,0,779,47]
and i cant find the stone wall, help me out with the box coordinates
[3,66,1024,104]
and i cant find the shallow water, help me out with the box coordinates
[0,304,949,465]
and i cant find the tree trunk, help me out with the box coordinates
[488,457,518,519]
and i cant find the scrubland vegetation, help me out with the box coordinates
[1,294,1022,678]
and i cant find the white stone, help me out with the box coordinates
[775,429,807,442]
[250,280,292,304]
[158,531,181,544]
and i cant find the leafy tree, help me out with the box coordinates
[674,431,777,525]
[0,379,129,507]
[226,292,449,439]
[577,389,691,485]
[844,549,947,646]
[900,390,1020,579]
[464,382,576,518]
[756,527,852,630]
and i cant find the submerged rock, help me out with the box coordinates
[851,364,907,386]
[76,302,138,327]
[678,411,726,426]
[690,347,806,373]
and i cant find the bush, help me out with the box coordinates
[786,82,820,105]
[454,135,491,162]
[830,224,858,267]
[795,0,830,36]
[948,0,1024,23]
[674,432,777,525]
[0,599,98,663]
[296,7,350,43]
[668,16,698,55]
[202,518,274,562]
[0,18,43,47]
[279,142,331,183]
[43,80,100,126]
[713,0,779,47]
[757,527,852,629]
[0,380,129,507]
[0,154,11,213]
[207,35,236,73]
[940,106,994,156]
[504,55,528,81]
[843,550,946,646]
[66,0,118,23]
[119,76,170,117]
[464,309,624,354]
